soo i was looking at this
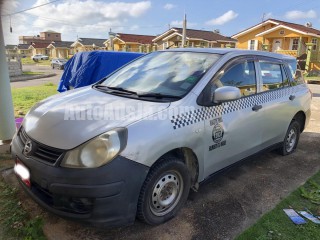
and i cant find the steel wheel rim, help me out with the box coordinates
[150,171,183,217]
[286,128,297,152]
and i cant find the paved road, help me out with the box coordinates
[10,65,62,88]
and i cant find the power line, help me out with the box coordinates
[1,0,61,16]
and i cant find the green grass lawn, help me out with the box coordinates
[11,83,58,117]
[0,154,45,240]
[236,171,320,240]
[21,58,51,66]
[22,71,45,75]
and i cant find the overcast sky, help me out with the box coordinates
[1,0,320,45]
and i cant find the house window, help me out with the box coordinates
[200,42,205,47]
[56,34,58,38]
[279,30,285,35]
[48,34,50,37]
[291,38,299,50]
[312,38,318,51]
[249,40,257,50]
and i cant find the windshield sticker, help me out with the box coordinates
[209,117,226,151]
[180,82,192,90]
[185,76,198,83]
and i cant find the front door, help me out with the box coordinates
[202,57,263,177]
[272,39,282,52]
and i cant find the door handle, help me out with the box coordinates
[252,105,262,112]
[289,95,295,101]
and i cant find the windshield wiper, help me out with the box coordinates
[106,86,138,95]
[138,93,182,99]
[93,85,137,95]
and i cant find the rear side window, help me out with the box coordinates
[259,62,287,91]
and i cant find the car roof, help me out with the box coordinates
[162,48,296,60]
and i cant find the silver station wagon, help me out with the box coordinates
[11,49,312,226]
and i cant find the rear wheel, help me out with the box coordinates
[137,157,190,225]
[279,120,300,156]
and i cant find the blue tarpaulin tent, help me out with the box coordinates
[57,51,144,92]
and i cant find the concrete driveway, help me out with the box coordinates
[5,73,320,239]
[10,64,63,88]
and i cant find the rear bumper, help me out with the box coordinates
[11,135,149,227]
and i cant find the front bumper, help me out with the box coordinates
[11,135,149,227]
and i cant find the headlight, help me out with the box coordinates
[61,128,127,168]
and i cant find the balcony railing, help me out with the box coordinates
[275,50,298,57]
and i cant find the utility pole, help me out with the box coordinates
[0,14,16,141]
[109,28,116,51]
[182,13,187,48]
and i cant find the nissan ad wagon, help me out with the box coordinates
[11,49,311,226]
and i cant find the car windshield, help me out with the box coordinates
[98,51,220,97]
[58,59,67,62]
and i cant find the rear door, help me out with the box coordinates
[256,57,299,147]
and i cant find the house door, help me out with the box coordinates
[272,39,282,52]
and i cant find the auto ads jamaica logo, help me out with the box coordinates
[209,117,226,151]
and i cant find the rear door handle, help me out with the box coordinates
[289,95,295,101]
[252,105,262,112]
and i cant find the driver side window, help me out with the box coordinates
[213,60,257,97]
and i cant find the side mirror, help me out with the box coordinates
[213,86,241,103]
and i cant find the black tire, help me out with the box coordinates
[279,120,300,156]
[52,64,54,69]
[137,157,191,225]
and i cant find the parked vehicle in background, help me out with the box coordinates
[12,49,311,227]
[31,54,49,61]
[51,58,68,70]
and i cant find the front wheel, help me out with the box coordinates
[279,120,300,156]
[137,157,191,225]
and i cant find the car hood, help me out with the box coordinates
[23,87,170,150]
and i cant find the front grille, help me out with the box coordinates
[18,127,64,165]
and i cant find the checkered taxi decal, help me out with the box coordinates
[171,86,302,129]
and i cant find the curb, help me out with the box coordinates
[10,73,57,82]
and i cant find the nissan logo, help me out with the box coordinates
[23,140,33,156]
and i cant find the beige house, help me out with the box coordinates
[153,28,236,50]
[47,41,74,58]
[16,44,32,58]
[5,45,16,55]
[71,38,106,52]
[104,33,156,52]
[28,42,50,56]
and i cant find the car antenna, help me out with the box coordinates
[166,43,175,49]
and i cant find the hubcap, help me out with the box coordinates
[286,128,297,152]
[150,171,183,216]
